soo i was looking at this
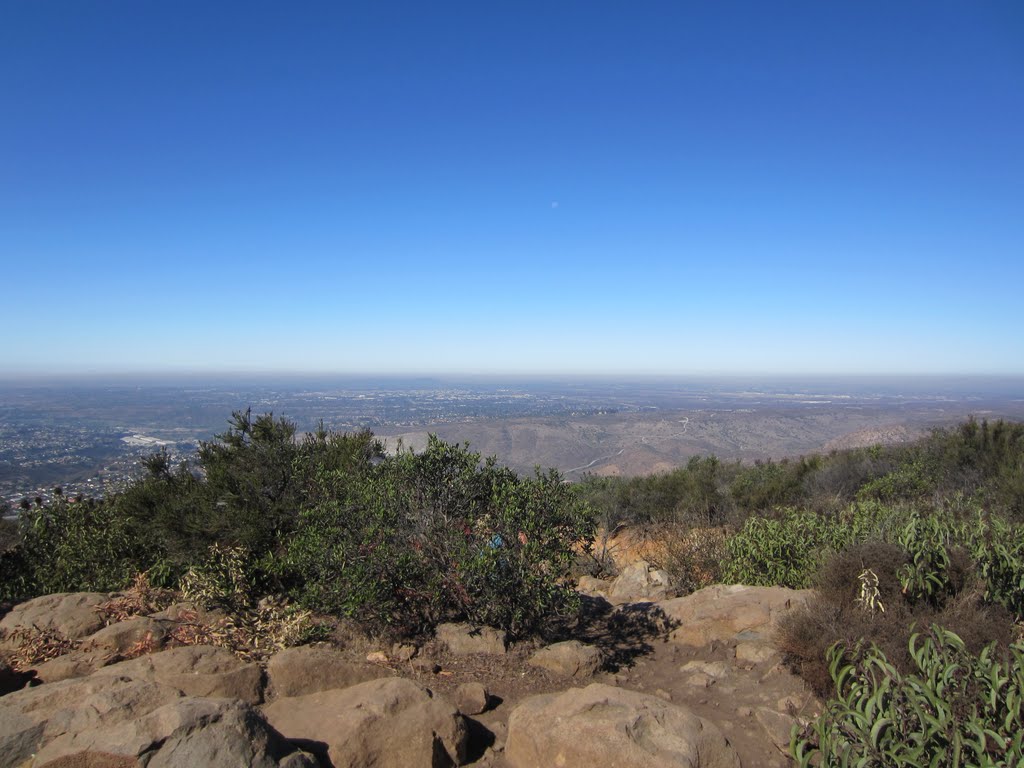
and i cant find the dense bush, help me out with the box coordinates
[11,497,158,596]
[578,418,1024,529]
[722,503,899,588]
[282,436,594,638]
[778,537,1014,698]
[793,627,1024,767]
[0,414,595,641]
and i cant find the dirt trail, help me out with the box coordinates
[396,601,818,767]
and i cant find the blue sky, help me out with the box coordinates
[2,2,1022,376]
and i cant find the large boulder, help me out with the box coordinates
[22,694,313,768]
[265,645,387,699]
[435,623,507,656]
[0,674,183,768]
[527,641,603,678]
[91,646,263,705]
[0,593,109,644]
[261,677,469,768]
[506,683,740,768]
[33,650,111,684]
[659,584,811,646]
[79,617,174,657]
[608,560,672,603]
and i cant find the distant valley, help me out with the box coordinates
[2,375,1023,507]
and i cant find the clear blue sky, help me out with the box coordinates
[2,2,1022,376]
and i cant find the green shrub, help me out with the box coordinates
[778,539,1013,698]
[16,498,155,595]
[283,436,595,639]
[793,627,1024,767]
[964,515,1024,622]
[723,503,898,588]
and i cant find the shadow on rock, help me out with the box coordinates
[462,716,496,763]
[549,595,679,672]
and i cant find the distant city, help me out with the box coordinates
[2,375,1023,514]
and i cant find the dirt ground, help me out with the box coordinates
[363,598,819,767]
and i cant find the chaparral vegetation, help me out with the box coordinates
[2,414,1023,765]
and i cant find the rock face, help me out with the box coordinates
[33,650,111,684]
[659,584,811,646]
[505,683,740,768]
[435,623,507,656]
[453,682,489,716]
[80,617,174,657]
[0,673,313,768]
[527,641,603,678]
[261,677,469,768]
[91,646,263,705]
[576,575,610,599]
[265,645,387,700]
[0,593,109,643]
[608,560,672,603]
[0,674,182,768]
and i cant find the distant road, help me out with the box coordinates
[569,417,692,474]
[565,449,626,474]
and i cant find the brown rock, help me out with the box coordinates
[33,650,111,683]
[755,706,799,756]
[527,641,603,678]
[92,646,263,705]
[454,682,489,715]
[261,677,469,767]
[0,674,183,768]
[265,645,387,700]
[35,753,141,768]
[80,617,173,657]
[506,683,740,768]
[679,660,731,689]
[32,697,315,768]
[435,623,507,656]
[0,593,109,644]
[608,560,672,603]
[659,585,811,647]
[735,640,781,666]
[576,575,610,599]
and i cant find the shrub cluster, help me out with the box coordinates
[794,627,1024,767]
[281,437,593,637]
[0,411,594,641]
[578,418,1024,529]
[722,502,900,588]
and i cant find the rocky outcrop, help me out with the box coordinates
[527,640,603,678]
[0,674,313,768]
[33,650,111,684]
[80,617,174,657]
[261,677,469,767]
[608,560,672,603]
[435,623,507,656]
[0,593,109,644]
[454,682,489,716]
[505,683,740,768]
[265,644,387,699]
[91,646,263,705]
[660,584,811,646]
[0,674,182,767]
